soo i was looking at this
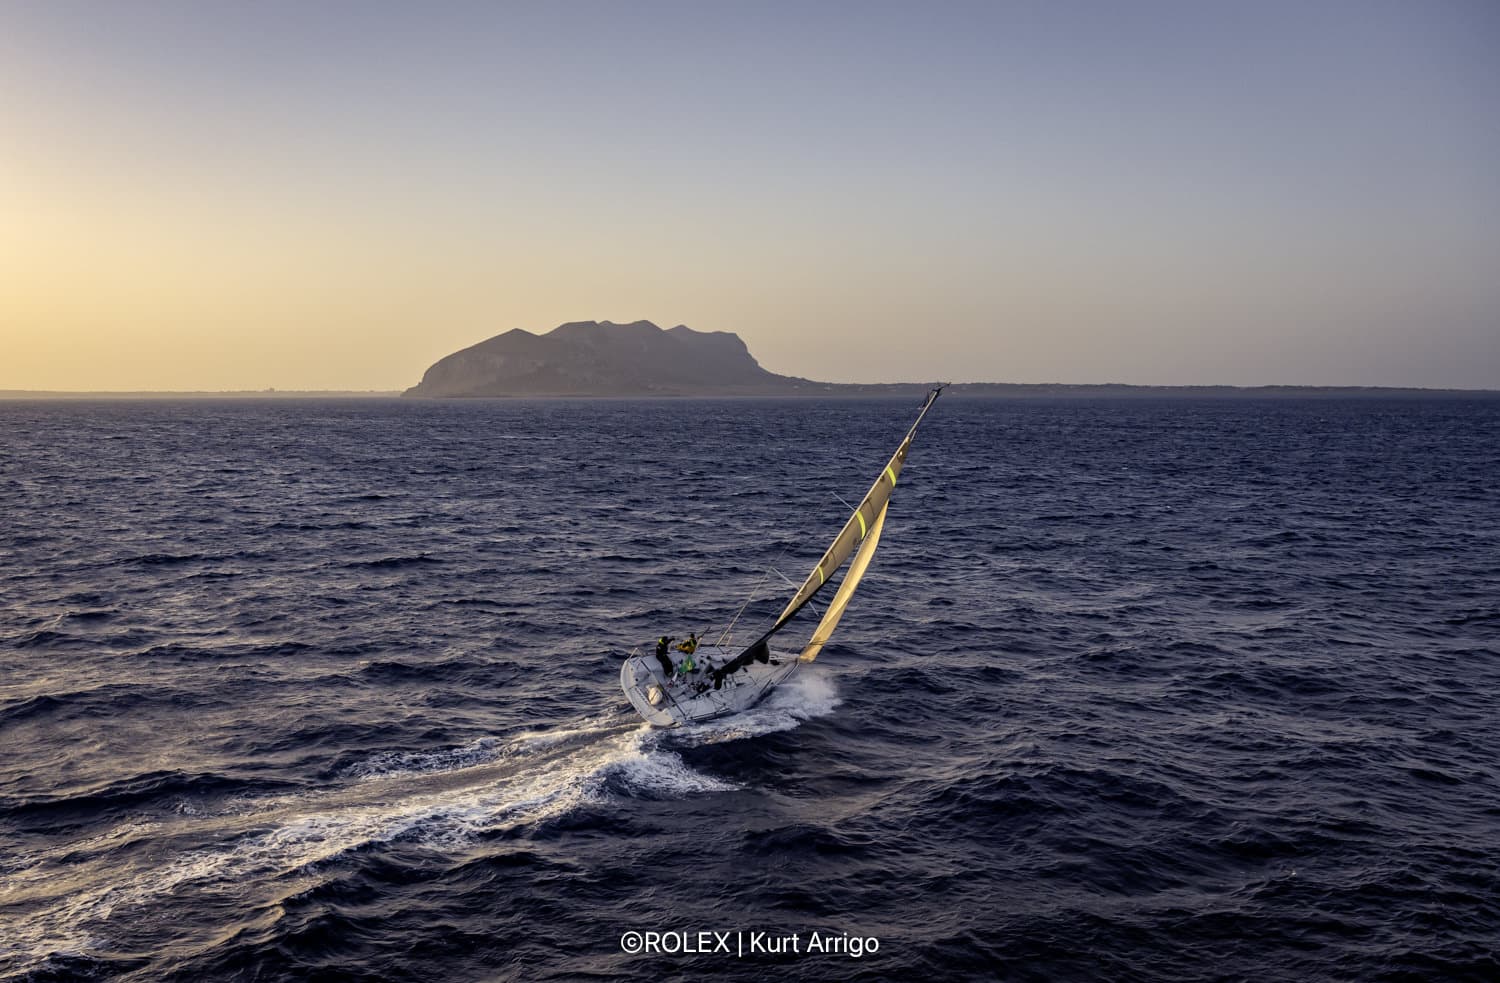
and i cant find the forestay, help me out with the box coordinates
[710,385,944,683]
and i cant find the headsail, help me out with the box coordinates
[799,501,888,662]
[712,385,943,684]
[770,383,943,633]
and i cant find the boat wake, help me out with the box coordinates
[0,689,837,976]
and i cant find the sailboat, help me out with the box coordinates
[620,385,944,727]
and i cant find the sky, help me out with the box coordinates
[2,0,1497,390]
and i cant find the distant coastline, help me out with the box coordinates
[5,385,1496,401]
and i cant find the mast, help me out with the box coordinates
[772,383,943,631]
[711,385,944,683]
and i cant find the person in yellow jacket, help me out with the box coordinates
[675,632,698,655]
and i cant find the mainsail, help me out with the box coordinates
[711,385,943,683]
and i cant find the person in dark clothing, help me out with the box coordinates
[692,656,715,694]
[654,636,675,677]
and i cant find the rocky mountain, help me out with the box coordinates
[403,320,815,397]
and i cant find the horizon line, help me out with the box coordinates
[4,383,1498,399]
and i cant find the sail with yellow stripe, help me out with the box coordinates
[799,501,889,662]
[709,385,944,682]
[771,389,933,632]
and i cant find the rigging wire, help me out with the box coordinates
[717,544,788,649]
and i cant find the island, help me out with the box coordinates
[403,319,815,397]
[401,320,1496,400]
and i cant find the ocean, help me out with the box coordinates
[2,395,1497,981]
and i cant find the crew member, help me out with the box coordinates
[675,632,699,655]
[693,656,715,693]
[654,636,675,677]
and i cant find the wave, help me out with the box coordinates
[2,770,305,824]
[346,554,442,569]
[10,629,78,650]
[123,552,209,566]
[0,683,161,727]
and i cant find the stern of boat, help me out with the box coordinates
[620,654,680,727]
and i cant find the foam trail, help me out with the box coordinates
[1,688,836,974]
[0,712,726,977]
[340,735,509,779]
[340,713,631,780]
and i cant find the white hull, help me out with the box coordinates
[620,646,801,727]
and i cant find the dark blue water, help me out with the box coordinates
[2,396,1498,981]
